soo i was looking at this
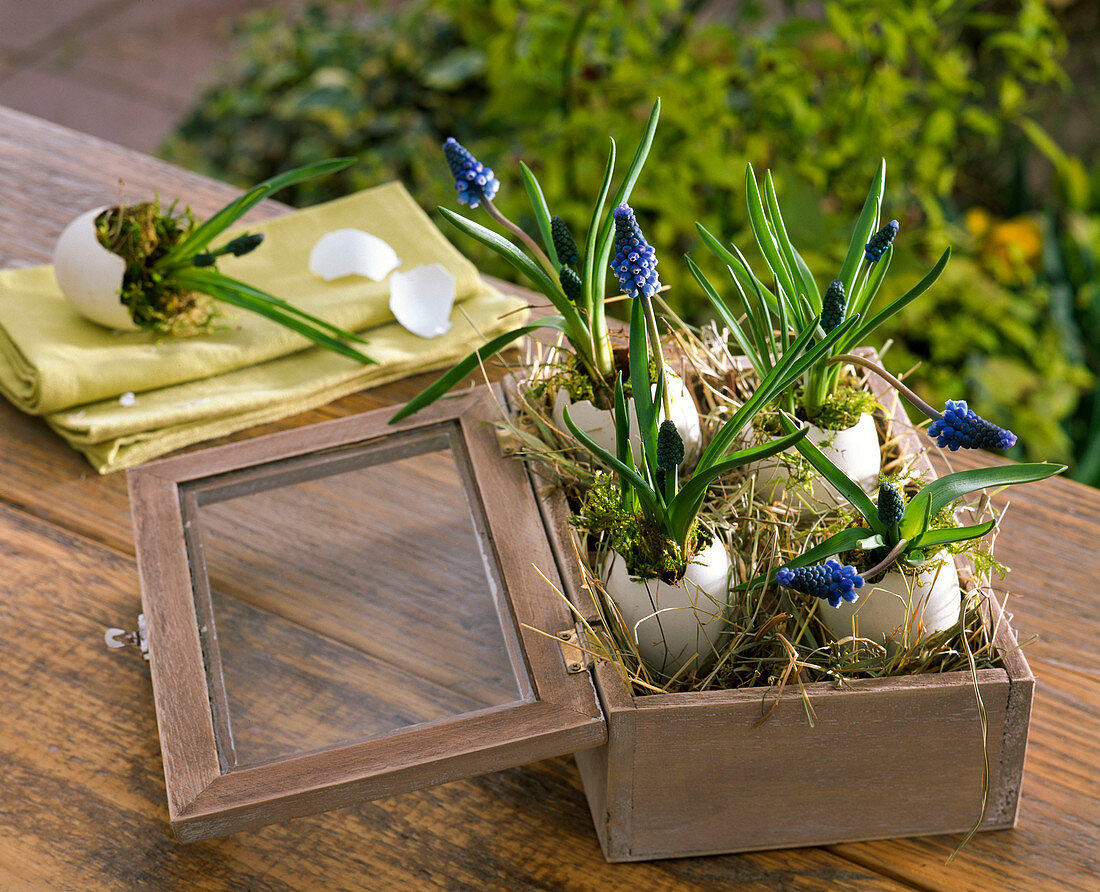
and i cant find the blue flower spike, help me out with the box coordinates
[552,215,580,267]
[225,232,265,257]
[776,560,863,608]
[442,137,499,209]
[864,219,899,263]
[656,420,685,470]
[611,204,660,299]
[877,481,906,527]
[820,279,846,333]
[928,399,1017,451]
[559,266,583,303]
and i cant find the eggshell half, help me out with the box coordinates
[53,207,137,331]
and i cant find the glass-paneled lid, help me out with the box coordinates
[128,388,605,842]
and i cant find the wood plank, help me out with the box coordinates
[2,104,1097,889]
[0,498,919,891]
[823,450,1100,891]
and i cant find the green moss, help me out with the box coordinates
[95,202,216,335]
[526,354,597,404]
[572,472,711,581]
[525,351,657,410]
[804,383,879,431]
[969,547,1010,581]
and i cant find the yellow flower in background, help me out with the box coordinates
[965,207,1043,286]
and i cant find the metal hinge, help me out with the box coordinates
[495,426,520,457]
[557,628,589,674]
[105,614,149,660]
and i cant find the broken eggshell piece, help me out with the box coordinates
[308,228,401,282]
[389,263,455,339]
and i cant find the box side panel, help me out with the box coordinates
[624,678,1010,859]
[574,663,638,861]
[985,596,1035,827]
[573,744,611,853]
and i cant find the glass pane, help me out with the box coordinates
[183,424,529,771]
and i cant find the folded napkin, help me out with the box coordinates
[0,182,528,473]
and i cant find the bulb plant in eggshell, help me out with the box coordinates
[53,159,375,364]
[391,99,702,448]
[564,291,857,678]
[772,415,1066,651]
[688,162,951,511]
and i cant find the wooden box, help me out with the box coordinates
[127,376,1032,861]
[534,358,1034,860]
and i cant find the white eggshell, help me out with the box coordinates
[551,370,702,465]
[53,207,137,331]
[817,550,961,654]
[603,537,733,675]
[753,411,881,512]
[389,263,455,339]
[308,228,401,282]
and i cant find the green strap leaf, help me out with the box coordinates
[745,163,799,307]
[901,462,1067,539]
[163,158,355,264]
[593,99,662,296]
[608,99,661,216]
[178,268,369,343]
[782,526,875,571]
[176,272,375,365]
[439,207,590,355]
[792,245,821,308]
[629,295,659,480]
[837,159,886,298]
[778,411,880,528]
[732,238,785,366]
[520,161,559,269]
[739,524,874,593]
[695,223,782,318]
[685,255,762,372]
[389,316,569,423]
[850,245,891,321]
[561,403,661,521]
[911,519,996,550]
[764,170,819,310]
[439,207,560,303]
[583,139,617,312]
[841,248,950,351]
[614,373,631,468]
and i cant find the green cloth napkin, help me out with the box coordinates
[0,182,528,473]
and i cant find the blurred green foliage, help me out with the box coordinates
[162,0,1097,478]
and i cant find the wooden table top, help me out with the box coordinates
[1,105,1097,891]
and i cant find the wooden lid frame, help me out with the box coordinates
[128,388,606,842]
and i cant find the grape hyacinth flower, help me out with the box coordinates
[776,560,863,608]
[864,219,899,262]
[824,353,1019,454]
[611,204,660,299]
[656,420,685,470]
[928,399,1018,451]
[820,279,846,333]
[192,232,265,267]
[552,215,580,267]
[443,138,499,209]
[878,481,906,528]
[559,266,582,303]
